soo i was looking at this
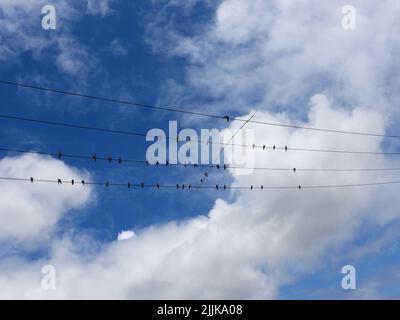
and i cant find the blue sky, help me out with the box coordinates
[1,0,400,299]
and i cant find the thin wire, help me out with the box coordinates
[2,176,400,190]
[1,79,400,139]
[198,114,254,187]
[2,147,400,172]
[1,113,400,156]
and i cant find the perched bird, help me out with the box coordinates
[92,155,97,162]
[71,179,75,186]
[285,146,288,152]
[30,177,34,183]
[261,185,264,190]
[298,185,302,190]
[108,157,112,163]
[293,168,296,173]
[58,152,62,159]
[118,157,122,164]
[223,115,230,122]
[263,145,266,150]
[105,181,109,187]
[216,185,219,190]
[156,183,160,190]
[58,179,62,185]
[128,182,131,188]
[81,180,85,186]
[273,145,276,150]
[250,185,253,190]
[141,182,144,189]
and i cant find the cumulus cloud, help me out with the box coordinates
[117,230,136,241]
[0,96,400,298]
[1,0,400,299]
[0,154,93,247]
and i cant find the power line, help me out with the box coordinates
[1,113,400,156]
[1,176,400,191]
[198,114,254,187]
[2,147,400,172]
[1,79,400,139]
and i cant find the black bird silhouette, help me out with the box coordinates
[285,146,288,151]
[81,180,85,186]
[108,157,112,163]
[30,177,34,183]
[105,181,109,187]
[128,182,131,188]
[293,168,296,173]
[92,155,97,162]
[216,185,219,190]
[118,157,122,164]
[273,145,276,150]
[71,179,75,186]
[157,183,160,189]
[298,185,302,190]
[223,115,230,122]
[250,185,253,190]
[263,145,266,150]
[58,179,62,185]
[141,182,144,189]
[58,152,62,159]
[261,185,264,190]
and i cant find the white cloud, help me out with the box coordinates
[0,154,93,247]
[0,0,114,77]
[1,0,400,299]
[1,97,400,298]
[117,230,136,241]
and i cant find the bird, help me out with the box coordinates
[216,164,220,169]
[58,179,62,185]
[182,184,185,190]
[223,115,230,122]
[261,185,264,190]
[92,155,97,162]
[105,181,109,187]
[71,179,75,186]
[263,145,266,150]
[30,177,34,183]
[128,182,131,188]
[189,184,192,190]
[81,180,85,186]
[250,185,253,190]
[223,185,226,190]
[298,185,302,190]
[176,184,179,189]
[273,145,276,150]
[293,168,296,173]
[141,182,144,189]
[156,183,160,190]
[58,152,62,159]
[108,157,112,163]
[285,146,288,152]
[118,157,122,164]
[216,185,219,190]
